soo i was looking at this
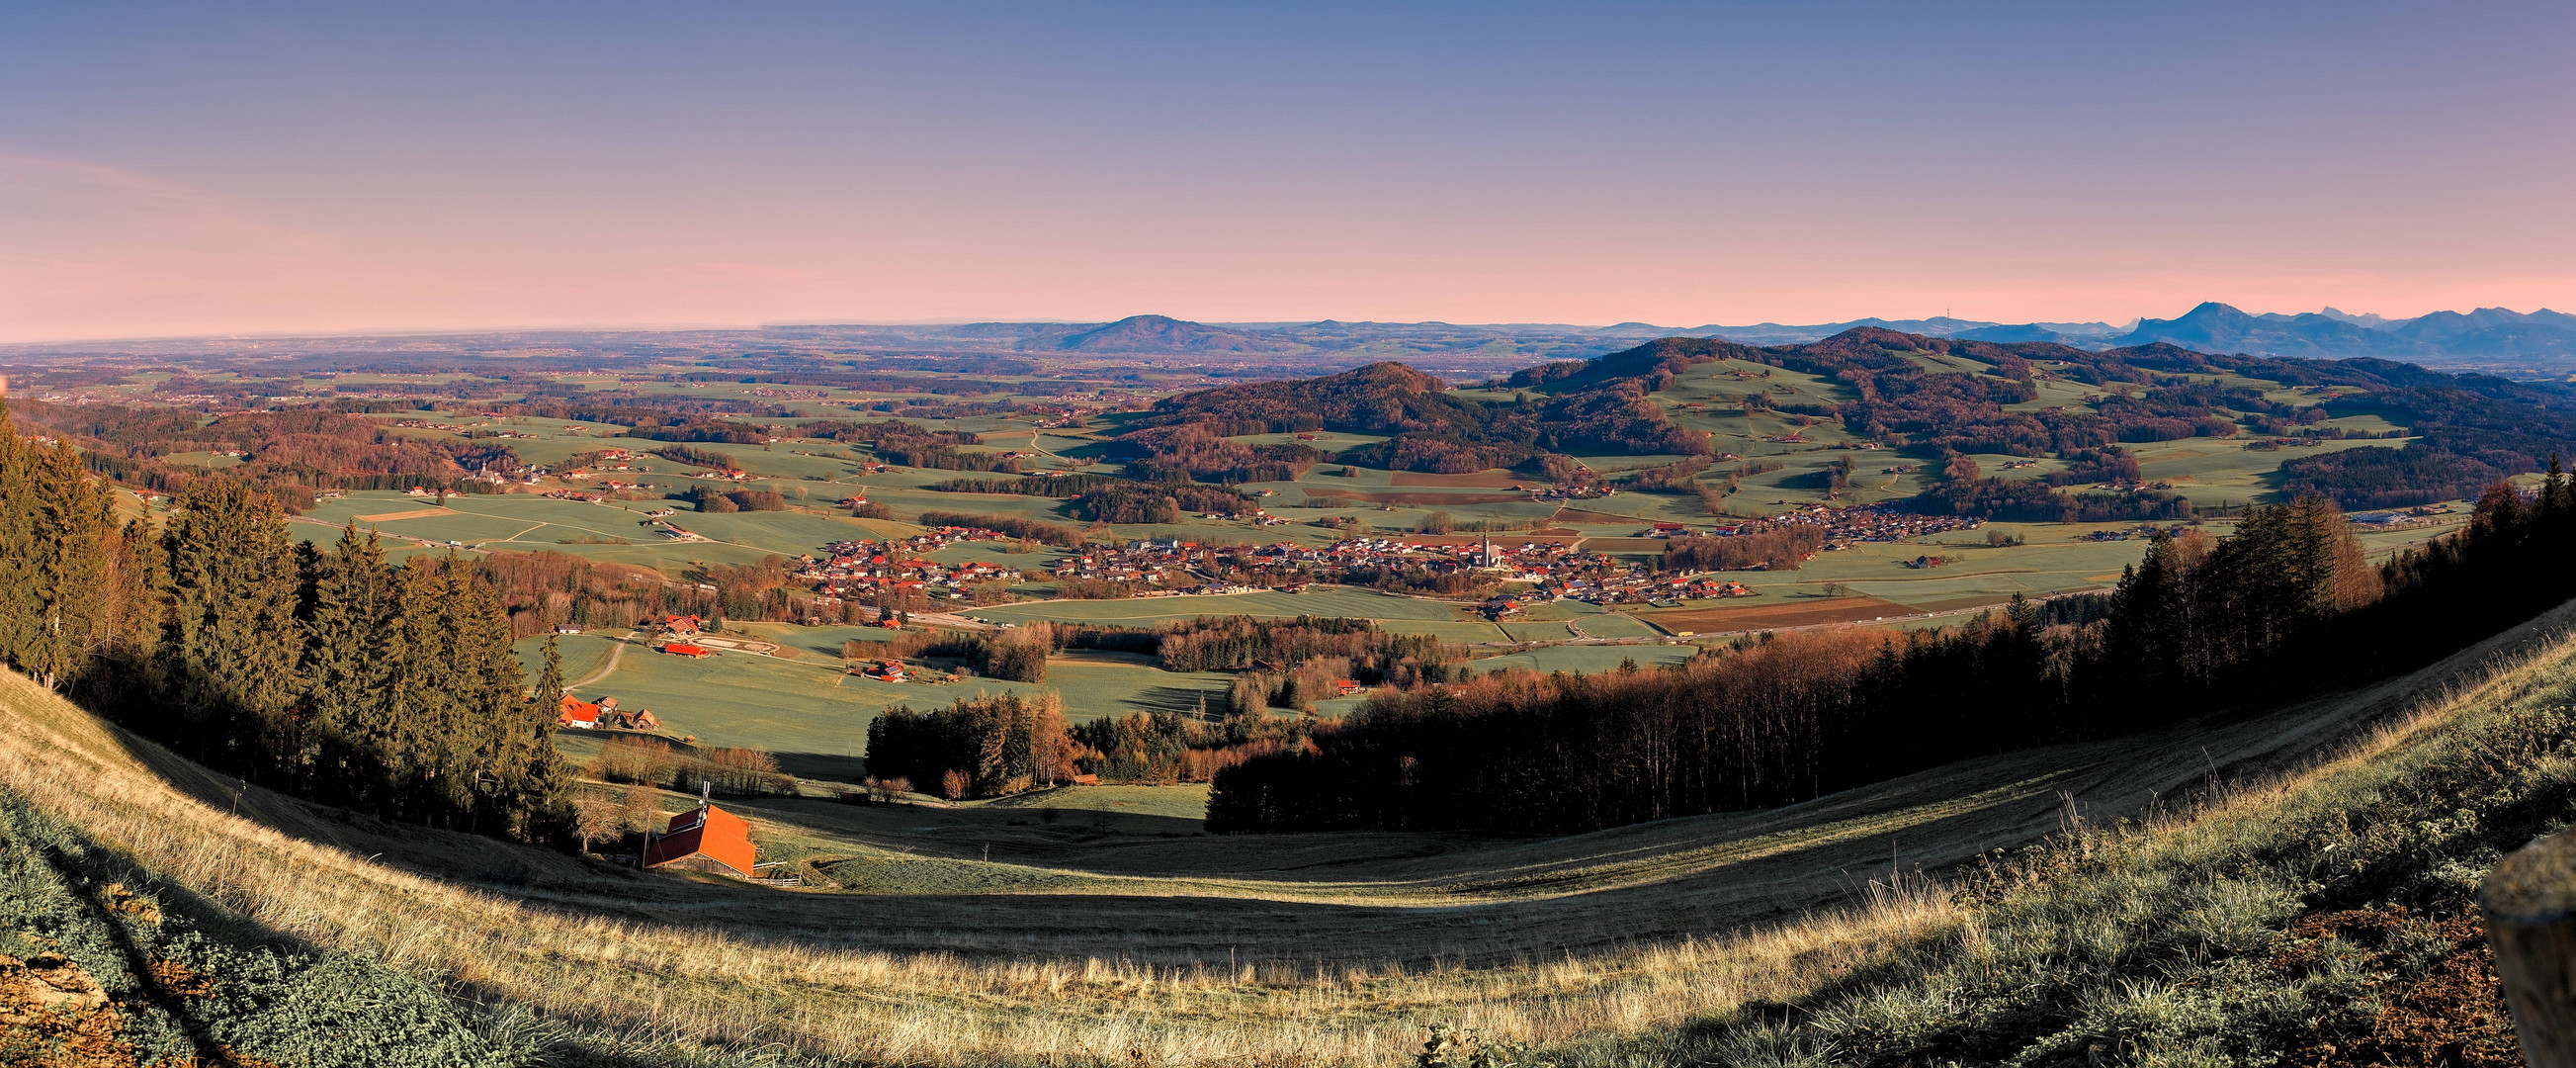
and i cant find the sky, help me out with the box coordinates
[3,1,2572,342]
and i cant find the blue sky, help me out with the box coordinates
[3,1,2569,339]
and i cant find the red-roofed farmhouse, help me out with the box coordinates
[643,803,756,877]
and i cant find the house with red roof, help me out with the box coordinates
[556,696,603,729]
[643,803,756,877]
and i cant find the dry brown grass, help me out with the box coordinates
[0,668,1956,1066]
[15,599,2567,1065]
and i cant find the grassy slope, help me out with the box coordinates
[0,788,535,1068]
[6,594,2573,1064]
[1554,633,2576,1067]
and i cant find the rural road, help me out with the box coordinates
[564,629,639,692]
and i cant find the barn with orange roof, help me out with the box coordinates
[643,802,756,877]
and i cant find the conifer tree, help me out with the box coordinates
[86,516,167,702]
[301,524,393,803]
[161,480,301,764]
[533,633,565,726]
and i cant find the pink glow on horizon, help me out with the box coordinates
[7,144,2568,343]
[4,6,2569,343]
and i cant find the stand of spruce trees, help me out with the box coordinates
[1209,472,2576,834]
[0,406,570,842]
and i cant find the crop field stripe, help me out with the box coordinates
[1639,595,1911,630]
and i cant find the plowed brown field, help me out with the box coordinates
[1638,595,1910,631]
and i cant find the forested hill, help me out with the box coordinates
[1120,327,2576,510]
[1118,361,1708,476]
[1131,362,1471,436]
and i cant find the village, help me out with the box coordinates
[800,527,1045,603]
[1701,500,1986,542]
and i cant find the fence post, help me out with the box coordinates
[2484,829,2576,1067]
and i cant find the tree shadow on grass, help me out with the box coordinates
[1122,683,1227,717]
[769,750,869,783]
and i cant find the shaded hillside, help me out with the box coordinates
[1127,360,1711,474]
[1108,324,2576,498]
[1131,362,1475,436]
[1500,326,2576,511]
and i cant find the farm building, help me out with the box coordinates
[606,706,662,731]
[660,642,714,658]
[556,696,602,728]
[664,614,705,635]
[643,802,756,877]
[1333,679,1366,697]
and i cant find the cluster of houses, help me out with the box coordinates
[1036,534,1693,603]
[1481,576,1757,617]
[796,529,1035,602]
[1523,483,1617,501]
[848,659,962,684]
[554,694,664,731]
[652,617,718,658]
[1048,538,1208,589]
[1712,501,1984,543]
[387,417,491,433]
[1226,536,1672,599]
[2084,524,2196,542]
[1521,566,1756,607]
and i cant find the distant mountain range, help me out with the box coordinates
[765,304,2576,372]
[2106,303,2576,362]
